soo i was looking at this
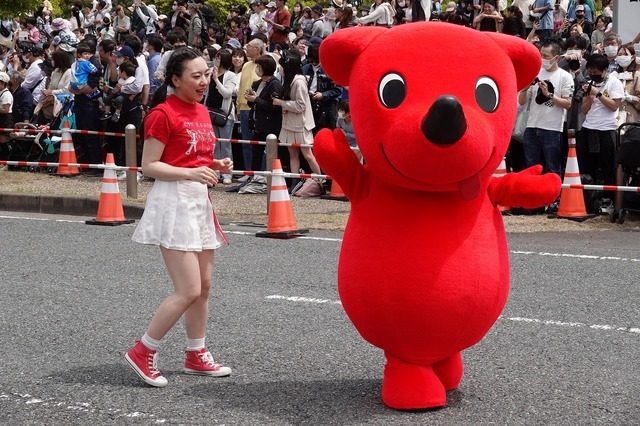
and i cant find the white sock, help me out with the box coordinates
[187,338,205,351]
[141,333,161,351]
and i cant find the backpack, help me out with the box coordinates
[198,14,210,45]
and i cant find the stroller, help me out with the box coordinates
[6,95,73,172]
[612,122,640,224]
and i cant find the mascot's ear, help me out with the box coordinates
[319,27,389,86]
[483,32,542,92]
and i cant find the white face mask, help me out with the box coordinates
[541,58,554,71]
[255,67,263,77]
[22,55,30,62]
[565,49,581,58]
[116,57,125,65]
[604,45,618,57]
[615,55,633,68]
[338,111,345,119]
[172,5,177,11]
[213,59,220,68]
[294,6,300,12]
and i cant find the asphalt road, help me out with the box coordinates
[0,211,638,425]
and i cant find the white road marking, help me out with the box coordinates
[266,295,640,336]
[0,391,166,422]
[2,215,640,262]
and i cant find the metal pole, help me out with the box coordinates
[125,124,138,199]
[265,134,278,214]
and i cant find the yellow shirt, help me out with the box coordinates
[237,61,260,112]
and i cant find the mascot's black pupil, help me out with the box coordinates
[381,80,406,108]
[475,84,498,113]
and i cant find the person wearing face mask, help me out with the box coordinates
[577,53,624,197]
[291,2,305,29]
[517,40,574,212]
[601,34,621,74]
[20,45,46,105]
[562,4,592,39]
[590,15,611,53]
[170,0,189,31]
[612,45,640,125]
[236,38,264,171]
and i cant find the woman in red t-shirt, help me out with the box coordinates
[126,47,234,388]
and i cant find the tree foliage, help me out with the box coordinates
[0,0,41,18]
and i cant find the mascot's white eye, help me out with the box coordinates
[475,76,499,113]
[378,73,406,109]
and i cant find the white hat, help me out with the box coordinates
[266,1,276,8]
[445,1,457,12]
[0,72,10,83]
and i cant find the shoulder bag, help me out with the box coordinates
[512,97,531,143]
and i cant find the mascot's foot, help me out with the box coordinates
[381,352,446,410]
[433,352,464,391]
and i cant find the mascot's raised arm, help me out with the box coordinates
[314,22,561,410]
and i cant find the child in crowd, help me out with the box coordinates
[70,44,101,99]
[336,99,362,162]
[99,62,138,122]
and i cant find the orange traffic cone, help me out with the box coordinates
[256,159,309,239]
[553,130,595,222]
[321,178,349,201]
[56,121,80,176]
[492,157,511,214]
[86,153,135,226]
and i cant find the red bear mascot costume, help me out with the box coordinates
[314,23,561,410]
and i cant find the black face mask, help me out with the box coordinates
[589,74,604,83]
[575,14,584,19]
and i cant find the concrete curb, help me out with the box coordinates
[0,192,145,219]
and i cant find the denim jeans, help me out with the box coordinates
[523,127,563,178]
[214,117,234,180]
[239,110,253,170]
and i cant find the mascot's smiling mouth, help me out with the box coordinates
[380,145,496,201]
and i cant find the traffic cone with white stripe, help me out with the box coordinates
[56,120,80,176]
[492,157,511,214]
[256,159,308,239]
[552,129,595,222]
[86,153,134,226]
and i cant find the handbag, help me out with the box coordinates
[208,102,233,127]
[512,98,531,143]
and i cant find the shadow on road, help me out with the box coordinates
[186,378,463,423]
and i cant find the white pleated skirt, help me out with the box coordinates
[132,180,227,251]
[279,128,314,146]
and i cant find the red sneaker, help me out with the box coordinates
[184,348,232,377]
[124,340,168,387]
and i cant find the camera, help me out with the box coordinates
[271,92,281,99]
[531,77,540,86]
[573,80,593,103]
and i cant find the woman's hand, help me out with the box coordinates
[189,166,218,185]
[42,89,52,96]
[244,92,256,102]
[214,158,234,174]
[272,98,284,106]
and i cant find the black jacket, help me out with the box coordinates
[248,76,282,135]
[11,86,34,123]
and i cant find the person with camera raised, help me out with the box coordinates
[529,0,553,41]
[518,40,574,212]
[577,53,624,192]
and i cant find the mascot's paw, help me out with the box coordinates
[433,352,464,391]
[381,353,447,410]
[489,165,562,209]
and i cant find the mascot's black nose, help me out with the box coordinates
[422,95,467,145]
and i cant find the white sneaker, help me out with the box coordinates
[222,178,232,185]
[117,171,127,181]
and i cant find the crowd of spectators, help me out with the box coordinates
[0,0,638,204]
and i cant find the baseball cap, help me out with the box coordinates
[226,38,242,49]
[575,5,585,11]
[266,1,276,8]
[445,1,456,12]
[114,45,135,59]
